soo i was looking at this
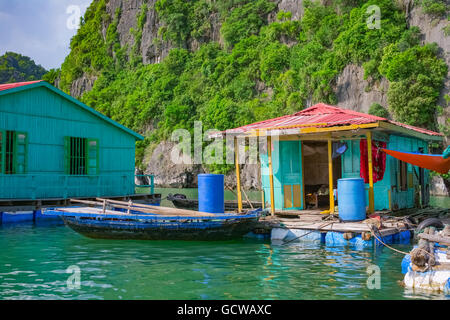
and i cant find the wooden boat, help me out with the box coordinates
[167,193,263,211]
[43,198,261,241]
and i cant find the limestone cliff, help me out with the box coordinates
[63,0,449,194]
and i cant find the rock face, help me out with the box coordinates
[145,141,204,188]
[335,64,389,114]
[405,1,450,144]
[67,0,448,192]
[105,0,171,64]
[145,141,261,189]
[276,0,305,20]
[70,74,97,98]
[430,176,449,197]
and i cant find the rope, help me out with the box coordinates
[366,224,410,255]
[366,224,433,260]
[281,217,336,245]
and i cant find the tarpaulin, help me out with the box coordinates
[382,149,450,174]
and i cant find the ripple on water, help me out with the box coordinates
[0,224,448,300]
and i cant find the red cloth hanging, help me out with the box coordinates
[360,139,387,184]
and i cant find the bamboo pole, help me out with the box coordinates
[241,187,254,209]
[301,141,305,209]
[95,198,216,216]
[267,136,275,215]
[234,137,243,213]
[366,131,375,214]
[327,138,335,214]
[258,128,265,210]
[261,189,265,210]
[71,198,216,217]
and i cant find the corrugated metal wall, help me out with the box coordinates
[0,86,136,199]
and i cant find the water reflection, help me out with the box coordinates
[0,224,448,300]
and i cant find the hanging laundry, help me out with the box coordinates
[360,139,387,184]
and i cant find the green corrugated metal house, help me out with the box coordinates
[0,80,143,200]
[224,103,444,214]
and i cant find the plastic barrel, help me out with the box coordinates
[198,174,225,214]
[337,178,366,222]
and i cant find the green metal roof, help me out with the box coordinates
[0,81,144,140]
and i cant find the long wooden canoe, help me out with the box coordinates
[167,193,263,211]
[43,200,261,241]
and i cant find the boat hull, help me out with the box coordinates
[62,216,258,241]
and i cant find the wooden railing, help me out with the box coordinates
[135,174,155,195]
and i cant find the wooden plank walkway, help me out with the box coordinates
[257,209,412,236]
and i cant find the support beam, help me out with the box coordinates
[327,138,335,215]
[258,129,265,210]
[301,141,305,210]
[234,137,243,213]
[366,131,375,214]
[267,136,275,215]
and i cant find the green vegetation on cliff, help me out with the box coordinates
[0,52,47,84]
[51,0,448,169]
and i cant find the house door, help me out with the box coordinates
[280,141,303,209]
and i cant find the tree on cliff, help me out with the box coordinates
[0,52,47,84]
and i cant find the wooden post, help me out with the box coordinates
[261,190,265,209]
[257,129,265,210]
[234,137,243,213]
[366,131,375,214]
[327,138,335,215]
[301,141,305,209]
[267,136,275,215]
[127,199,132,214]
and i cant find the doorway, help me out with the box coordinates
[302,141,342,210]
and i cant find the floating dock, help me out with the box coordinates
[251,209,450,247]
[0,194,161,224]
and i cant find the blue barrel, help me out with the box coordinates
[198,174,224,214]
[337,178,366,222]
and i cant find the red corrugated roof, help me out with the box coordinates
[388,120,442,136]
[0,80,42,92]
[226,103,442,137]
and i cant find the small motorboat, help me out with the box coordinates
[43,198,261,241]
[167,193,263,211]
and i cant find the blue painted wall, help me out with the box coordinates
[341,134,428,210]
[0,85,140,199]
[261,139,303,210]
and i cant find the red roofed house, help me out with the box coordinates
[224,103,443,214]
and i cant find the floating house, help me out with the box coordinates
[0,81,153,212]
[223,103,444,215]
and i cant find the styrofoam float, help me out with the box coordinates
[402,247,450,293]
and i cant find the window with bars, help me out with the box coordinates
[0,130,27,174]
[64,137,99,175]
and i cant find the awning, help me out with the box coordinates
[381,149,450,174]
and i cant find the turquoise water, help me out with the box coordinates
[0,222,447,300]
[155,188,450,209]
[0,190,448,300]
[429,195,450,208]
